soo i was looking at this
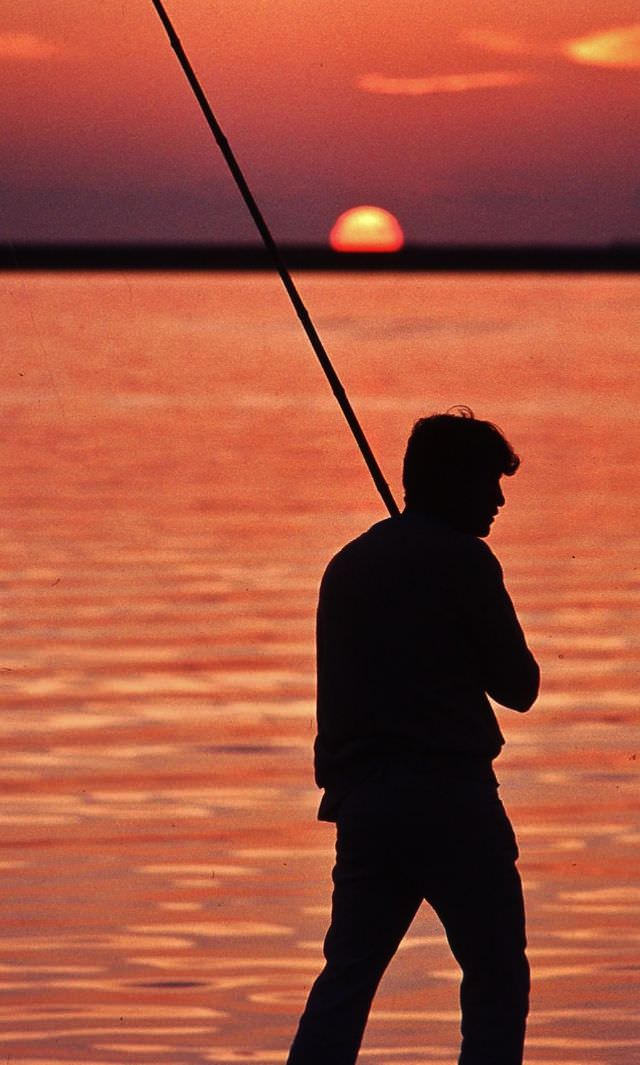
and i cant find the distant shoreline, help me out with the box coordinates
[2,242,639,272]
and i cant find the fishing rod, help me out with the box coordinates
[149,0,400,518]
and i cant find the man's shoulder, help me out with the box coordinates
[332,516,394,556]
[321,518,392,582]
[322,513,499,581]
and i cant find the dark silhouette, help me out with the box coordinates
[287,408,540,1065]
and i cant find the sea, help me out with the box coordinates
[0,271,638,1064]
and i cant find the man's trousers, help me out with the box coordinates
[286,759,529,1065]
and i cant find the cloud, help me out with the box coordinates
[464,22,640,70]
[564,24,640,69]
[358,70,533,97]
[0,33,62,61]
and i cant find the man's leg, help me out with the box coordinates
[287,786,422,1065]
[425,792,529,1065]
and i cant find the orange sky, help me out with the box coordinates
[1,0,639,243]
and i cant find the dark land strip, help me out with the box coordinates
[2,243,639,272]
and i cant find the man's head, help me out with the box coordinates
[402,407,520,537]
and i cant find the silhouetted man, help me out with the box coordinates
[287,409,540,1065]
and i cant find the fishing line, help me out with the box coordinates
[149,0,400,517]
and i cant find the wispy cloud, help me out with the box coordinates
[564,24,640,69]
[464,23,640,70]
[358,70,532,97]
[0,33,62,61]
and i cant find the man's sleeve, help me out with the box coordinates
[456,540,540,712]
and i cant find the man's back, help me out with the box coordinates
[315,509,539,814]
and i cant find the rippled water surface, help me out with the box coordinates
[1,272,638,1063]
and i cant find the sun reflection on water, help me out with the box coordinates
[1,273,638,1062]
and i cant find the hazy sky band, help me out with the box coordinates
[2,2,639,244]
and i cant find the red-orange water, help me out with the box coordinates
[1,273,638,1064]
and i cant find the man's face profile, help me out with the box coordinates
[433,470,505,538]
[403,412,518,537]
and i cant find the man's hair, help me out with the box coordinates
[402,406,520,508]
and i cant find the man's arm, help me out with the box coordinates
[457,540,540,712]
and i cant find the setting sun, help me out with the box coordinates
[329,206,405,252]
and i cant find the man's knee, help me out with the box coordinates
[462,946,529,1017]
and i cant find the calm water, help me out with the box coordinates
[0,272,638,1064]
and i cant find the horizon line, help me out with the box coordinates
[2,240,639,273]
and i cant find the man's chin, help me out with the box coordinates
[445,511,495,537]
[476,519,493,537]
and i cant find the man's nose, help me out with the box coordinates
[496,486,505,508]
